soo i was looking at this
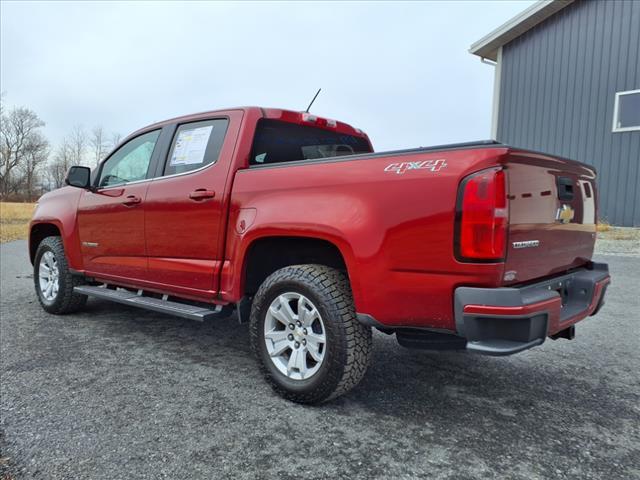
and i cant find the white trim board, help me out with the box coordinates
[470,0,574,61]
[490,47,503,140]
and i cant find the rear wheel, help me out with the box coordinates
[250,264,372,404]
[34,236,87,314]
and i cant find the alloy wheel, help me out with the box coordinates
[263,292,327,380]
[38,251,59,302]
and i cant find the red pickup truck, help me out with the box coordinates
[30,107,610,403]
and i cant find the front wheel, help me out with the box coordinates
[249,264,372,404]
[34,236,87,314]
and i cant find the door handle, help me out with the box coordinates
[122,195,142,206]
[189,189,215,201]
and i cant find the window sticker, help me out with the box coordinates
[170,125,213,166]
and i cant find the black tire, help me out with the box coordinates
[33,236,87,314]
[249,264,372,404]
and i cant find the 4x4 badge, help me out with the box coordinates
[384,159,447,175]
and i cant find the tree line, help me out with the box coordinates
[0,98,122,202]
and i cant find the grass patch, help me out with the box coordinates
[608,231,636,241]
[596,221,611,232]
[596,224,640,242]
[0,202,36,243]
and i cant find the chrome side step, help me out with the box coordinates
[74,285,224,322]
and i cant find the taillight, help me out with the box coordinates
[455,167,508,262]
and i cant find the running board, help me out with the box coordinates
[74,285,224,322]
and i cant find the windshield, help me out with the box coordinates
[250,119,372,165]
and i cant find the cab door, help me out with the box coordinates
[143,112,242,295]
[76,129,163,281]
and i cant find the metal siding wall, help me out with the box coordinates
[497,0,640,226]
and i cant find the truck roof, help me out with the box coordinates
[125,106,369,146]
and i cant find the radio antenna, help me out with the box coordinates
[305,88,321,113]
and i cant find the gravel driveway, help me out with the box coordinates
[1,240,638,479]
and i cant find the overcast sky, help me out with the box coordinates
[1,0,534,152]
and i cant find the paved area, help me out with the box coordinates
[1,240,638,479]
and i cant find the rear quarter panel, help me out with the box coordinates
[223,147,509,330]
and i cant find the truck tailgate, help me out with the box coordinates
[503,151,597,285]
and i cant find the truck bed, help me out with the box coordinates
[227,141,598,330]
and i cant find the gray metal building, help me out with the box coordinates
[470,0,640,226]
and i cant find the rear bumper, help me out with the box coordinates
[454,262,610,356]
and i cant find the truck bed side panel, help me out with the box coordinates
[222,147,510,330]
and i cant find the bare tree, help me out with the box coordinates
[90,125,107,166]
[109,132,122,152]
[21,132,49,201]
[68,125,86,166]
[47,140,73,189]
[45,125,97,191]
[0,105,47,198]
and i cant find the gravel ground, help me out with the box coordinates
[1,240,639,479]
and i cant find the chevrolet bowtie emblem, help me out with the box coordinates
[556,204,575,224]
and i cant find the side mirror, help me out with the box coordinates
[65,166,92,189]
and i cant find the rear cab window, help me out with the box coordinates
[250,119,372,166]
[163,118,229,176]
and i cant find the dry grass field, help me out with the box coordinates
[597,221,639,241]
[0,202,36,243]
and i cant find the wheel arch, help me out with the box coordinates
[29,222,63,265]
[241,235,355,297]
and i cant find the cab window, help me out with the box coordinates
[98,130,160,187]
[250,119,372,165]
[163,119,229,176]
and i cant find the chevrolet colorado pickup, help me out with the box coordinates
[30,107,610,403]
